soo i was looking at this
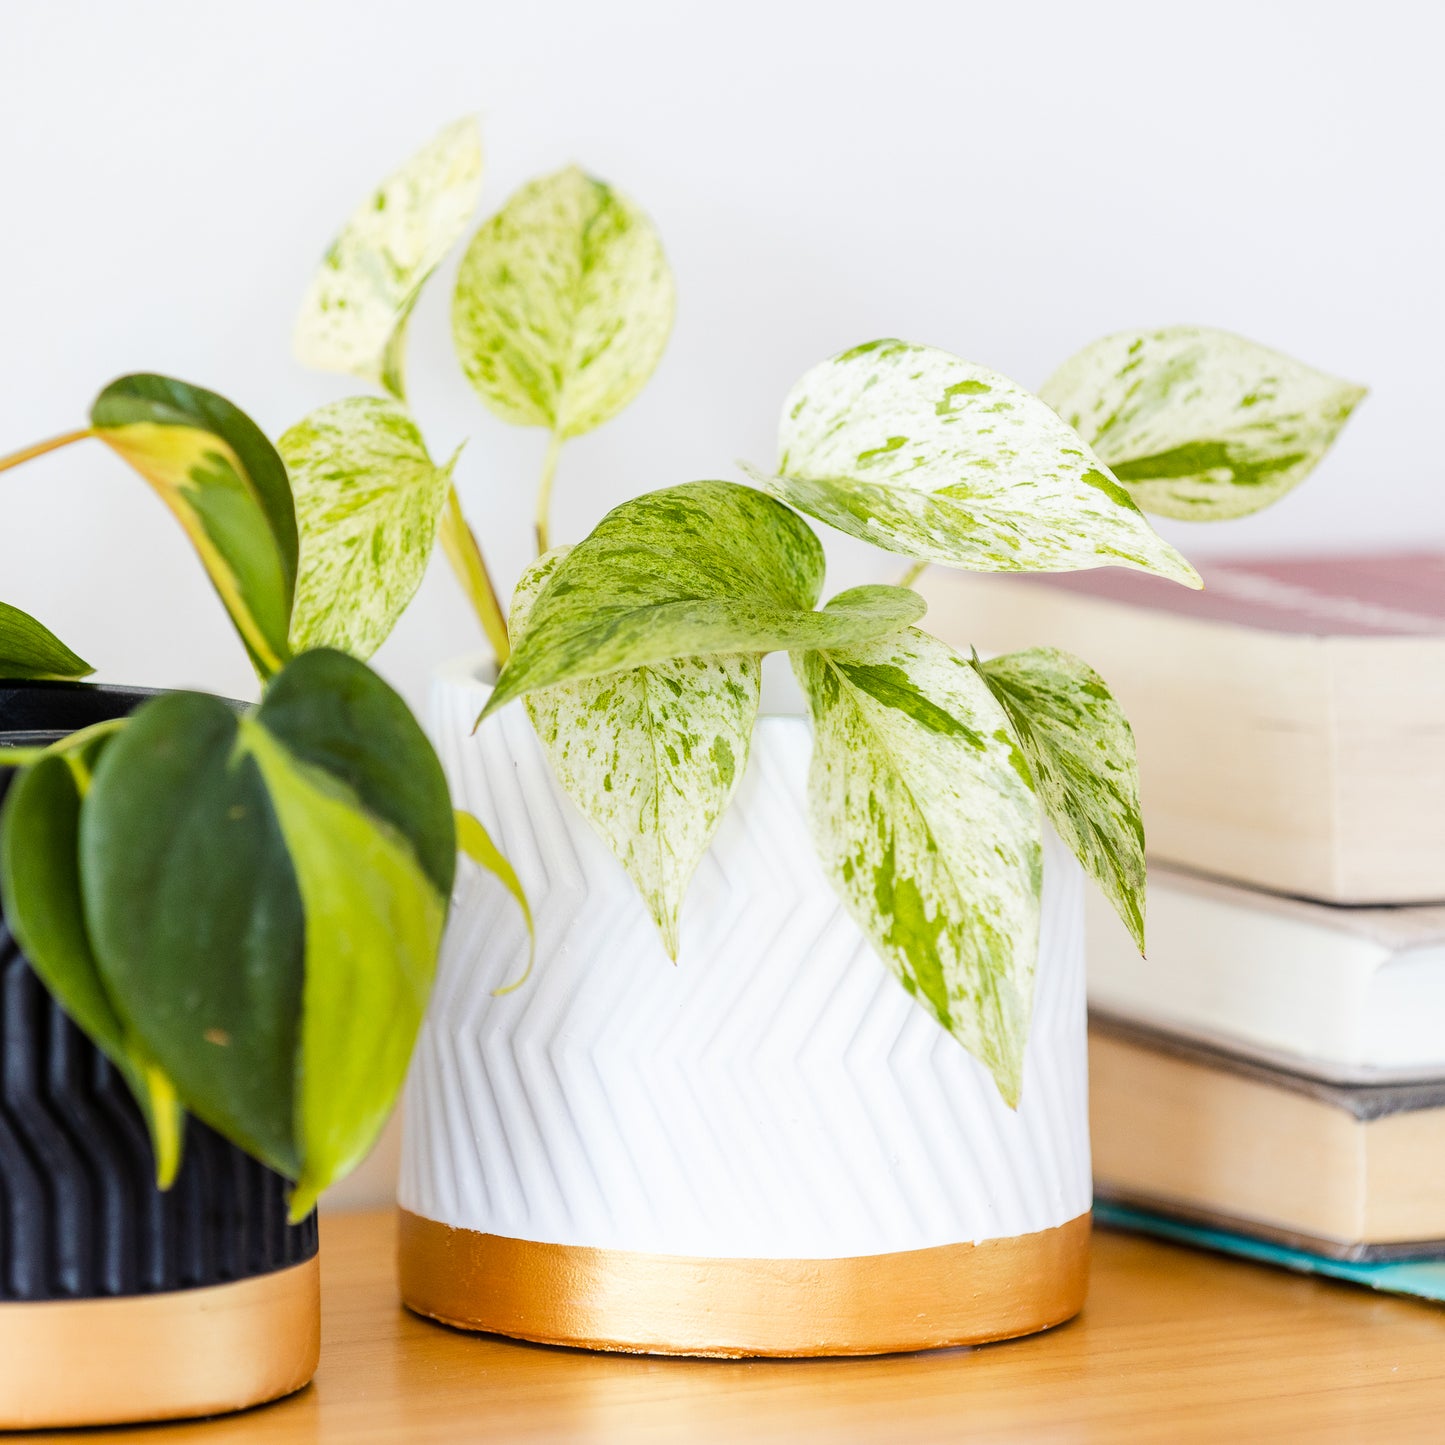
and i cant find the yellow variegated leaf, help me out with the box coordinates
[90,375,298,680]
[295,117,484,398]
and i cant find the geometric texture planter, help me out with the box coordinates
[399,659,1091,1356]
[0,683,319,1429]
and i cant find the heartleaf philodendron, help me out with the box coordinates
[512,548,760,958]
[61,650,453,1218]
[294,116,484,399]
[482,482,926,717]
[1039,326,1367,520]
[976,647,1146,954]
[90,374,299,679]
[280,397,456,659]
[0,601,92,680]
[0,728,185,1186]
[741,339,1200,588]
[795,624,1044,1104]
[452,166,675,439]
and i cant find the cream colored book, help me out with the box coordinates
[916,555,1445,904]
[1089,1018,1445,1260]
[1088,865,1445,1084]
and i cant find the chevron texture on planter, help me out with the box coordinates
[402,656,1091,1270]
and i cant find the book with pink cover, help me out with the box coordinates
[917,553,1445,904]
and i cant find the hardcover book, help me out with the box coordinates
[917,555,1445,903]
[1089,1017,1445,1261]
[1087,865,1445,1084]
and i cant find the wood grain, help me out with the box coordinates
[26,1210,1445,1443]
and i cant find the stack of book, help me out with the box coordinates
[919,553,1445,1300]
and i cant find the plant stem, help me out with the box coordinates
[534,430,564,556]
[0,427,93,475]
[440,486,511,664]
[898,559,927,588]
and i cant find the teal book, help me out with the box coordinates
[1096,1202,1445,1304]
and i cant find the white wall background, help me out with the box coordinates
[1,0,1440,712]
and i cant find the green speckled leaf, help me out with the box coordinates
[280,397,454,660]
[512,549,758,958]
[743,339,1199,588]
[977,647,1145,953]
[483,481,924,716]
[452,166,674,438]
[0,602,92,680]
[796,624,1043,1104]
[1039,327,1366,520]
[295,117,483,398]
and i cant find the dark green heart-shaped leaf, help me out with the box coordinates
[1039,327,1366,520]
[77,650,454,1215]
[0,728,185,1184]
[0,601,92,680]
[484,481,925,715]
[90,375,298,679]
[976,647,1146,953]
[796,625,1043,1105]
[279,397,455,660]
[743,339,1199,587]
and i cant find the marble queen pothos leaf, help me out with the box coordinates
[512,548,759,958]
[976,647,1146,954]
[90,374,298,680]
[294,116,484,399]
[0,601,92,680]
[452,166,675,438]
[483,481,925,717]
[796,622,1044,1105]
[742,339,1200,588]
[280,397,455,660]
[1037,326,1367,521]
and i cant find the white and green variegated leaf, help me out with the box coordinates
[977,647,1145,953]
[796,624,1043,1105]
[295,117,484,398]
[1039,327,1366,521]
[279,397,454,660]
[452,166,675,438]
[0,601,92,680]
[512,550,757,958]
[742,339,1200,588]
[483,481,924,717]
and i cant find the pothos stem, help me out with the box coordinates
[0,428,93,475]
[439,486,511,664]
[534,430,564,556]
[898,559,927,588]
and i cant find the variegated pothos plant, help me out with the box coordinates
[280,119,1364,1106]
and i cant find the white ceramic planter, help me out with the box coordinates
[398,657,1092,1356]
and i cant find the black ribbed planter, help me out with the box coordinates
[0,683,320,1429]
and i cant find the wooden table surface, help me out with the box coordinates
[32,1210,1445,1443]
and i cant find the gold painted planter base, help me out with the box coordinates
[399,1209,1090,1357]
[0,1255,320,1430]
